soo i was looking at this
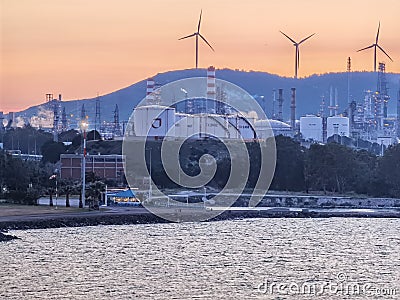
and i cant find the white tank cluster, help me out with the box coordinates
[132,66,299,141]
[300,115,349,142]
[133,105,257,140]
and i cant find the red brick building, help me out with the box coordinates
[60,154,125,182]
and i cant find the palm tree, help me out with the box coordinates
[86,181,105,210]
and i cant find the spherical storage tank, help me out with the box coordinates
[255,119,291,139]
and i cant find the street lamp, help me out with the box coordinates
[49,173,58,209]
[54,169,58,209]
[80,120,89,208]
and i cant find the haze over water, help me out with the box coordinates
[1,218,399,299]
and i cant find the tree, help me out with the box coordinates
[59,129,79,143]
[41,141,66,163]
[87,130,101,141]
[86,181,105,209]
[353,150,377,195]
[2,125,52,154]
[271,135,305,191]
[376,144,400,197]
[0,149,52,204]
[305,143,358,193]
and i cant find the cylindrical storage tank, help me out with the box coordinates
[237,116,256,140]
[300,115,323,142]
[327,116,349,138]
[133,105,175,137]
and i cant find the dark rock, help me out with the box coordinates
[0,232,19,242]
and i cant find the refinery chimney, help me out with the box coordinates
[146,78,155,104]
[207,66,216,99]
[277,89,284,121]
[290,88,296,132]
[207,66,216,112]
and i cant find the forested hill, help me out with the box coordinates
[19,69,400,125]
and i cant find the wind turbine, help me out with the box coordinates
[279,31,315,79]
[179,10,214,69]
[357,22,393,72]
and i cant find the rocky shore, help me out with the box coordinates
[0,231,19,242]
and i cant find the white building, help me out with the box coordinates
[327,116,349,138]
[300,115,323,142]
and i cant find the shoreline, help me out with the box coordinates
[1,206,399,232]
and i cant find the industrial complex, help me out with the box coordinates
[1,63,400,152]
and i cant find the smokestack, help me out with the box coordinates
[278,88,284,121]
[58,94,62,102]
[146,78,155,104]
[207,66,216,99]
[207,66,216,113]
[290,87,296,132]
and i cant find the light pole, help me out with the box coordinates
[80,120,88,208]
[55,170,58,210]
[148,150,152,202]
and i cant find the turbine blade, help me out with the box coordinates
[299,33,316,44]
[376,21,380,44]
[279,31,296,44]
[199,33,214,51]
[197,9,202,33]
[377,44,394,62]
[357,44,374,52]
[179,33,196,40]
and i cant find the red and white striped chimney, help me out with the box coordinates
[146,78,155,103]
[207,66,216,100]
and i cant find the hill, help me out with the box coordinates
[17,69,400,126]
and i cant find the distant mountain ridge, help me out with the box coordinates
[17,69,400,126]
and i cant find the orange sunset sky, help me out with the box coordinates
[1,0,399,113]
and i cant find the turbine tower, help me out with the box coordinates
[357,22,393,72]
[179,10,214,69]
[280,31,315,79]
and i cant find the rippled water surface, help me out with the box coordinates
[1,218,399,299]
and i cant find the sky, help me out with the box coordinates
[1,0,399,113]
